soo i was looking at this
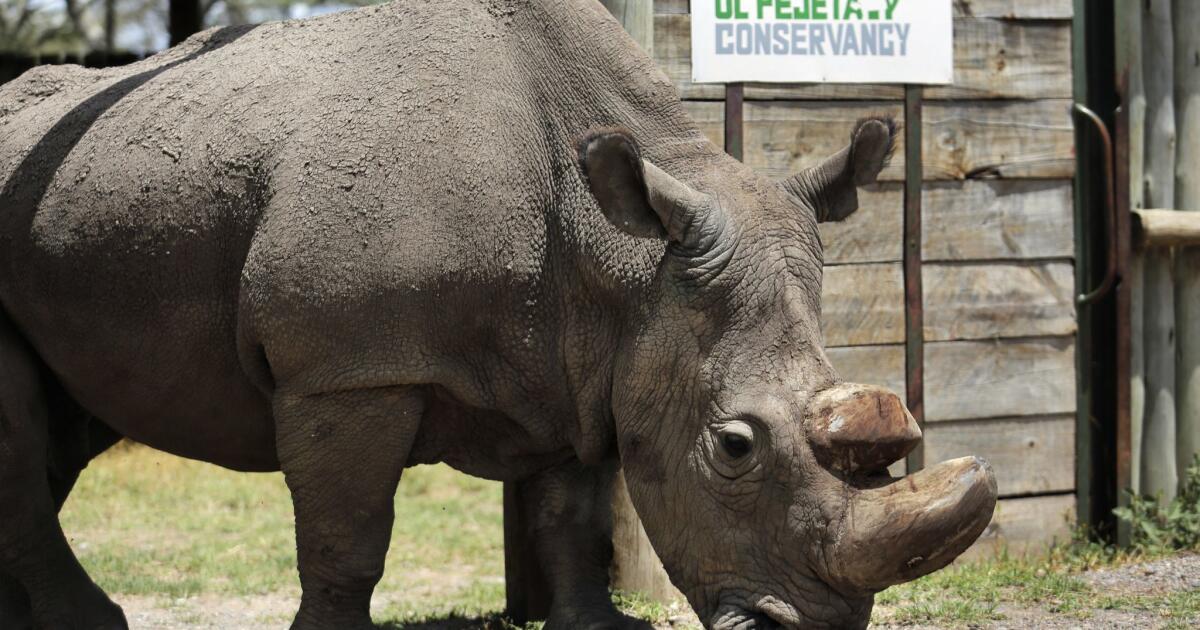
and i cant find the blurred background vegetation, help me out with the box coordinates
[0,0,382,56]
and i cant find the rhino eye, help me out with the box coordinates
[721,432,753,459]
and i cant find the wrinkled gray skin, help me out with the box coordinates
[0,2,997,629]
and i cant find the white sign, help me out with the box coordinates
[691,0,953,85]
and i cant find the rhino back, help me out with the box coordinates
[0,0,710,470]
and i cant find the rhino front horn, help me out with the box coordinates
[827,456,998,594]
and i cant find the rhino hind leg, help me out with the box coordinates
[0,400,122,630]
[0,311,126,630]
[274,385,426,630]
[517,458,653,630]
[0,571,32,630]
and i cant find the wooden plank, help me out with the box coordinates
[921,99,1076,180]
[820,180,1075,265]
[741,101,908,180]
[821,262,1076,346]
[924,416,1075,496]
[654,0,1073,18]
[654,0,690,14]
[962,493,1075,559]
[686,99,1076,181]
[926,337,1076,421]
[925,19,1072,100]
[654,16,1071,100]
[922,180,1075,262]
[826,344,908,405]
[822,263,905,347]
[953,0,1074,19]
[831,338,1076,421]
[819,182,904,264]
[922,262,1077,342]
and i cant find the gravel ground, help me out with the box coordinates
[115,554,1200,629]
[872,553,1200,630]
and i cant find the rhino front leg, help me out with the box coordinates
[273,386,424,630]
[519,458,653,630]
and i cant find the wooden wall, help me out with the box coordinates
[652,0,1077,555]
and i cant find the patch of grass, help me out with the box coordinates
[61,443,693,628]
[1081,588,1200,629]
[61,443,511,619]
[874,471,1200,630]
[613,589,696,626]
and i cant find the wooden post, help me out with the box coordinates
[599,0,653,53]
[1115,30,1141,545]
[1116,0,1148,505]
[609,473,685,604]
[724,83,745,161]
[1141,0,1178,500]
[1173,1,1200,475]
[904,85,925,475]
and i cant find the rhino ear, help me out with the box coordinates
[579,129,714,247]
[785,116,897,222]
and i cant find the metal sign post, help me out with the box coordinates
[904,84,925,474]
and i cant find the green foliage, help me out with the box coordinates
[1114,454,1200,551]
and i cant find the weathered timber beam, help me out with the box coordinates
[1132,208,1200,248]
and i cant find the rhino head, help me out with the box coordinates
[579,117,998,629]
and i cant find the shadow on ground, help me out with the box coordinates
[376,614,523,630]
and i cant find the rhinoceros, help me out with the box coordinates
[0,1,998,628]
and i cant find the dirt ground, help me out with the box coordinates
[113,554,1200,629]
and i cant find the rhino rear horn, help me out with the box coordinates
[805,383,921,475]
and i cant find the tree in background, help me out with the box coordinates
[0,0,380,56]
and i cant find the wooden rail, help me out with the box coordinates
[1133,209,1200,248]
